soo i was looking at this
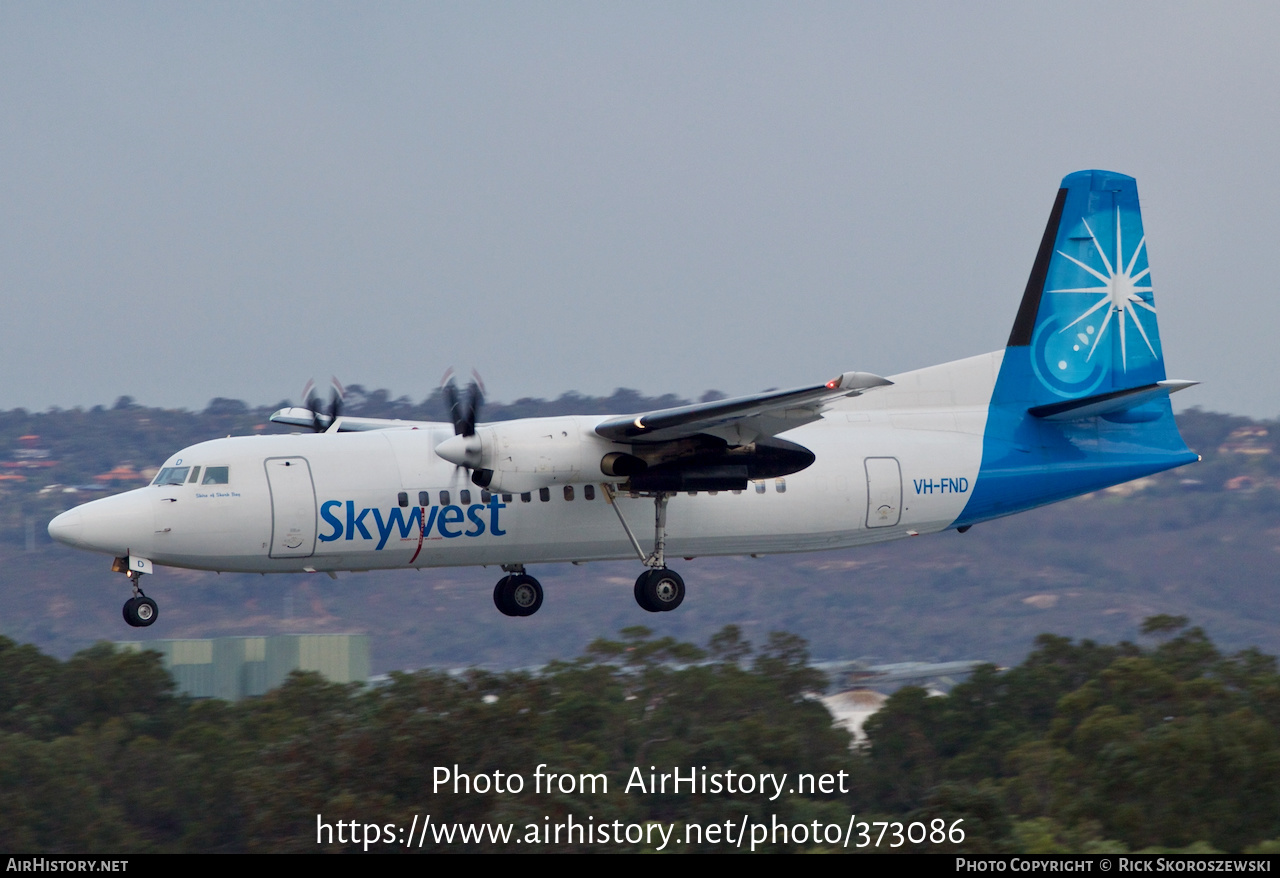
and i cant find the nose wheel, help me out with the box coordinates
[123,593,158,627]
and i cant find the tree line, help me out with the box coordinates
[1,618,1278,852]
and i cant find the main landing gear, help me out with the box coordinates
[113,556,158,628]
[602,487,688,613]
[493,564,543,617]
[490,488,690,617]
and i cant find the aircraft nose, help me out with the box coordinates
[48,508,83,546]
[48,490,152,556]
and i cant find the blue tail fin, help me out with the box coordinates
[1007,170,1167,404]
[956,171,1197,526]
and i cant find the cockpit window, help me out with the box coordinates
[202,466,230,485]
[154,467,190,486]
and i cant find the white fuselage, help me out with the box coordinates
[48,353,999,575]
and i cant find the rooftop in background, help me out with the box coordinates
[118,634,369,701]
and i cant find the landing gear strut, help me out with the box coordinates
[114,557,158,628]
[493,564,543,617]
[602,486,688,613]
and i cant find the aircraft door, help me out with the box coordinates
[864,457,902,528]
[265,457,317,558]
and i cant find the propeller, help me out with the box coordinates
[441,367,484,437]
[301,377,344,432]
[435,369,493,486]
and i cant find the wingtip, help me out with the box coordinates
[837,371,894,391]
[270,407,321,427]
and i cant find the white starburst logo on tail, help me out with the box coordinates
[1048,207,1157,371]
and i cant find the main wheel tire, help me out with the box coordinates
[507,574,543,616]
[495,574,543,617]
[494,576,515,614]
[634,573,660,612]
[122,596,139,626]
[637,568,685,612]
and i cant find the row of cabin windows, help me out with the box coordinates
[392,479,787,508]
[396,484,601,507]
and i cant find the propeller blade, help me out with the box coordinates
[301,378,324,432]
[443,381,463,435]
[326,376,344,427]
[297,377,343,432]
[442,368,483,437]
[461,380,483,436]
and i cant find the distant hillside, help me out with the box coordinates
[0,392,1277,672]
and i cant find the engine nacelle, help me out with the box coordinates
[441,417,631,495]
[434,417,817,494]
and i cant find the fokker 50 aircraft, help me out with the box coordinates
[50,170,1199,627]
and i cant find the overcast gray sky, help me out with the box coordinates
[2,3,1276,416]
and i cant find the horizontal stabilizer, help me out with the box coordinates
[1027,379,1197,421]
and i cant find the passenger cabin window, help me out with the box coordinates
[502,494,513,502]
[583,484,595,501]
[440,490,450,506]
[187,466,201,484]
[419,491,430,507]
[202,467,229,485]
[539,487,550,502]
[460,489,471,505]
[775,478,786,494]
[563,485,574,501]
[481,490,491,503]
[521,492,532,503]
[755,481,766,494]
[397,492,408,508]
[154,467,190,486]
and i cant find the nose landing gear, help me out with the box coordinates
[114,556,158,628]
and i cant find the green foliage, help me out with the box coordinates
[1141,614,1190,636]
[3,619,1280,853]
[0,627,854,852]
[859,617,1280,853]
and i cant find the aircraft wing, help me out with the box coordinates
[594,371,891,446]
[269,408,433,432]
